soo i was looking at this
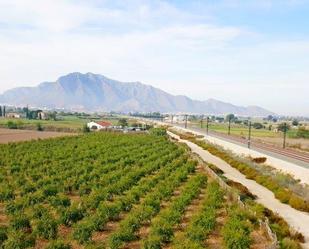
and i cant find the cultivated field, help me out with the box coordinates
[0,128,72,144]
[0,131,301,248]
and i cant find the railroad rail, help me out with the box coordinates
[198,127,309,164]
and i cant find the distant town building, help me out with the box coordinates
[6,113,21,118]
[87,121,113,130]
[38,111,48,120]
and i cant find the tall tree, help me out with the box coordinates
[0,106,2,117]
[3,106,5,117]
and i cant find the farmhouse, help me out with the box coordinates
[87,121,113,130]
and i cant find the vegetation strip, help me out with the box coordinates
[141,174,207,249]
[171,181,224,249]
[72,154,189,244]
[107,162,198,249]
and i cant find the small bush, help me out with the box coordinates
[0,187,14,201]
[142,235,161,249]
[222,209,252,249]
[3,230,35,249]
[46,240,72,249]
[35,216,58,239]
[281,238,301,249]
[60,205,85,226]
[149,128,166,136]
[288,194,309,212]
[274,189,292,204]
[7,121,17,129]
[36,123,44,131]
[0,226,8,247]
[73,220,95,244]
[251,157,267,164]
[11,215,31,231]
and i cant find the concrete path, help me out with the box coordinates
[168,131,309,248]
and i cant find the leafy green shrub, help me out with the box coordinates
[82,124,90,133]
[11,215,31,231]
[35,216,58,239]
[152,221,174,243]
[43,185,58,197]
[2,230,35,249]
[31,205,49,219]
[73,219,95,244]
[296,127,309,138]
[0,226,8,247]
[274,189,292,204]
[0,187,14,201]
[142,235,161,249]
[149,128,166,136]
[46,240,72,249]
[173,234,204,249]
[281,238,302,249]
[288,194,308,211]
[7,121,17,129]
[60,205,85,226]
[49,194,71,208]
[222,209,251,249]
[36,123,44,131]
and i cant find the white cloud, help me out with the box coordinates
[0,0,308,115]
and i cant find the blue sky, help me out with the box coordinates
[0,0,308,116]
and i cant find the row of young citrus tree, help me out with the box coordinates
[0,132,189,248]
[0,131,281,249]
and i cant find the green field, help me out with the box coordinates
[0,116,120,132]
[190,122,297,138]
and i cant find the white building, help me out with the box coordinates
[87,121,113,130]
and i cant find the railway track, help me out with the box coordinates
[141,119,309,165]
[203,129,309,164]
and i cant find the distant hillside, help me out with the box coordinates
[0,72,275,116]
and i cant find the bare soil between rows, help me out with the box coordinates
[0,128,74,143]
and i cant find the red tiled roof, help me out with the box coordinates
[95,121,112,127]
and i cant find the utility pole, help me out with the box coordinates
[228,116,231,135]
[200,118,203,128]
[248,121,252,149]
[171,115,174,124]
[185,114,188,129]
[283,122,287,149]
[206,116,209,135]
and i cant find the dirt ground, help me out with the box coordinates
[0,128,74,144]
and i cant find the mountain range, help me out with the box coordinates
[0,72,275,116]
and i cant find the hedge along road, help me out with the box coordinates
[167,131,309,249]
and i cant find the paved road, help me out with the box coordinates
[168,131,309,248]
